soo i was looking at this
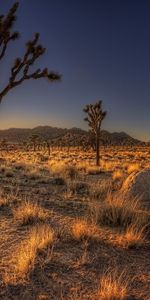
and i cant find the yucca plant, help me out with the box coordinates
[83,100,107,166]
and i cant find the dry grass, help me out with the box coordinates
[71,218,97,240]
[89,179,112,200]
[4,224,54,283]
[127,163,140,174]
[86,165,101,175]
[0,195,9,207]
[76,161,88,172]
[101,160,116,171]
[117,223,146,248]
[13,201,49,225]
[0,146,149,298]
[91,192,141,229]
[98,269,129,300]
[66,180,89,196]
[0,188,18,207]
[50,161,78,180]
[112,169,124,181]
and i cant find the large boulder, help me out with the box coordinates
[122,168,150,207]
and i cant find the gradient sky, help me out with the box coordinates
[0,0,150,141]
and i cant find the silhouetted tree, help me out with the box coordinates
[83,101,107,166]
[43,139,51,156]
[0,2,60,103]
[0,138,8,152]
[30,134,39,152]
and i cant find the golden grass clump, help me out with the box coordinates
[112,169,124,181]
[117,223,146,249]
[101,160,116,171]
[0,195,9,207]
[72,219,90,240]
[71,219,97,240]
[89,179,112,200]
[76,161,88,172]
[13,201,49,225]
[0,188,18,207]
[86,165,101,175]
[50,161,78,180]
[127,163,140,174]
[98,269,129,300]
[67,180,89,196]
[93,192,141,229]
[4,224,54,282]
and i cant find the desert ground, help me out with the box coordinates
[0,146,150,299]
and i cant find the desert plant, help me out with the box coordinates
[43,139,51,156]
[91,192,141,229]
[83,101,107,166]
[112,169,124,181]
[30,134,40,152]
[5,224,54,282]
[127,163,140,174]
[0,138,8,152]
[0,2,60,103]
[71,218,97,241]
[117,223,146,249]
[13,201,49,225]
[98,268,129,300]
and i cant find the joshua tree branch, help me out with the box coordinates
[0,2,61,103]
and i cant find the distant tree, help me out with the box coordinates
[43,139,51,156]
[0,138,8,152]
[0,2,60,103]
[83,101,107,166]
[22,140,28,151]
[30,134,39,152]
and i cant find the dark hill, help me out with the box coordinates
[0,126,143,146]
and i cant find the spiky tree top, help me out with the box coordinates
[83,101,107,135]
[0,2,19,60]
[0,2,61,103]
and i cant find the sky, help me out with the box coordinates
[0,0,150,141]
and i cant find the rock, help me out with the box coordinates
[122,168,150,207]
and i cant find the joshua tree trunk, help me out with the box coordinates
[46,141,50,156]
[96,133,100,166]
[33,142,36,152]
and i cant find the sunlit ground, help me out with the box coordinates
[0,146,150,299]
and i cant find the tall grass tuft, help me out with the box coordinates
[98,268,129,300]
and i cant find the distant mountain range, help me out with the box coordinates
[0,126,146,146]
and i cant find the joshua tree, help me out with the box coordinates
[30,134,39,152]
[43,139,51,156]
[83,100,107,166]
[0,2,60,103]
[0,138,8,152]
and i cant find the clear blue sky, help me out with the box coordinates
[0,0,150,141]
